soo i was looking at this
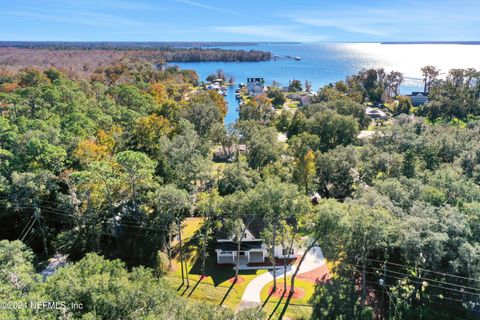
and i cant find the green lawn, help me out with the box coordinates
[166,267,267,309]
[166,218,316,319]
[259,277,314,319]
[166,218,267,309]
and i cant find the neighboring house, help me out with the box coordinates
[365,107,388,120]
[213,144,247,162]
[41,254,68,282]
[215,218,297,265]
[311,192,321,205]
[357,130,376,140]
[410,92,428,106]
[286,92,317,106]
[277,133,288,143]
[246,77,266,97]
[206,82,227,96]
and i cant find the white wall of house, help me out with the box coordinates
[216,250,235,264]
[216,245,297,265]
[215,249,265,264]
[273,245,297,259]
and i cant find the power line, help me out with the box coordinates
[6,199,480,296]
[13,203,480,289]
[15,204,175,233]
[15,204,206,241]
[370,280,479,312]
[362,269,480,298]
[367,258,480,283]
[18,213,35,240]
[344,262,480,298]
[13,200,183,224]
[363,264,480,293]
[342,263,480,312]
[340,261,480,295]
[19,215,37,242]
[365,280,477,315]
[384,285,401,320]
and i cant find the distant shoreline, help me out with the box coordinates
[381,41,480,45]
[0,41,300,50]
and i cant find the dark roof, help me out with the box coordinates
[216,241,263,251]
[411,92,427,96]
[247,77,265,83]
[214,217,265,240]
[247,217,265,239]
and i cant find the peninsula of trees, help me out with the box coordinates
[0,44,271,78]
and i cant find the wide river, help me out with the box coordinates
[175,43,480,124]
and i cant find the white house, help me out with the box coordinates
[246,77,266,97]
[215,218,297,265]
[410,92,428,106]
[365,107,388,120]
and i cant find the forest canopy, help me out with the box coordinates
[0,45,271,79]
[0,61,479,319]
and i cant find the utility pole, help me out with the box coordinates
[272,220,277,292]
[361,245,367,310]
[380,261,388,320]
[177,220,185,286]
[388,296,391,320]
[177,219,190,288]
[34,207,48,257]
[201,214,209,278]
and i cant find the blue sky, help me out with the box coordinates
[1,0,479,42]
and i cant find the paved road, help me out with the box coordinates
[239,246,325,306]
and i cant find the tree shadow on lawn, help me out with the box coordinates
[268,294,285,320]
[265,289,296,320]
[177,230,259,300]
[187,277,203,298]
[262,289,274,309]
[172,226,203,260]
[188,245,257,286]
[278,292,294,320]
[180,285,190,296]
[219,280,236,306]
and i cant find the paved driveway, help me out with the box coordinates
[239,246,325,305]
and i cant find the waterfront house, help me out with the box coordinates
[365,107,388,120]
[215,217,297,265]
[410,92,428,106]
[246,77,266,97]
[286,92,317,106]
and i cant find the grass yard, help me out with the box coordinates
[165,217,321,319]
[167,268,267,309]
[259,277,315,319]
[165,217,267,309]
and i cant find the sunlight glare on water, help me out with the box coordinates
[336,43,480,79]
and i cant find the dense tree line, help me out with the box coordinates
[0,240,262,320]
[314,68,404,104]
[1,63,479,319]
[418,68,480,122]
[0,41,270,50]
[232,67,480,318]
[0,47,271,79]
[0,64,225,266]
